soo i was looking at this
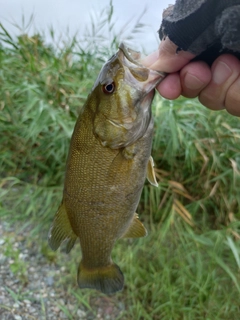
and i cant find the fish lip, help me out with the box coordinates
[118,42,166,94]
[118,43,142,66]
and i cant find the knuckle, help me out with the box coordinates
[182,90,199,99]
[198,89,224,110]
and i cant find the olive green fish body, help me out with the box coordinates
[64,107,154,262]
[48,44,166,294]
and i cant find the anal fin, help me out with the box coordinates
[121,213,147,238]
[48,201,77,253]
[147,156,158,187]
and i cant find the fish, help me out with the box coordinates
[48,43,166,294]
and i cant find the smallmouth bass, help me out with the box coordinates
[48,43,166,294]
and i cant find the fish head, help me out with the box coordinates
[90,43,166,149]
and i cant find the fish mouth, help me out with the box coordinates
[118,42,166,94]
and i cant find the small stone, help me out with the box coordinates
[59,311,68,319]
[13,303,19,308]
[46,276,54,286]
[23,299,31,304]
[68,304,74,311]
[77,309,86,317]
[14,315,22,320]
[19,253,27,260]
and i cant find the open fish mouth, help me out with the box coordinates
[118,42,167,94]
[118,43,142,65]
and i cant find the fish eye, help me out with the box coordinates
[102,82,115,94]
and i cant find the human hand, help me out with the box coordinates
[142,38,240,116]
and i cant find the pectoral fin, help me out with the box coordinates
[121,213,147,238]
[147,156,158,187]
[48,201,77,253]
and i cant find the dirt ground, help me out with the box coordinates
[0,222,125,320]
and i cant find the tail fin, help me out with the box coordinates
[78,262,124,294]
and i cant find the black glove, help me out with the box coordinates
[159,0,240,65]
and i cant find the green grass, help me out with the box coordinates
[1,3,240,319]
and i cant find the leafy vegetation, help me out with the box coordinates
[1,3,240,319]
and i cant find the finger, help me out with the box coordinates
[156,73,182,100]
[141,37,195,73]
[199,54,240,110]
[225,75,240,116]
[180,61,212,98]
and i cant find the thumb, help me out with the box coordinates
[142,37,196,72]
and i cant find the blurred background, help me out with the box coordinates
[0,0,171,52]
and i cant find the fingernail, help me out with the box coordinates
[184,73,204,90]
[213,61,232,84]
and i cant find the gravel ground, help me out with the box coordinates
[0,222,125,320]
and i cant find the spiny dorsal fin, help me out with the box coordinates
[147,156,158,187]
[48,201,77,253]
[121,213,147,238]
